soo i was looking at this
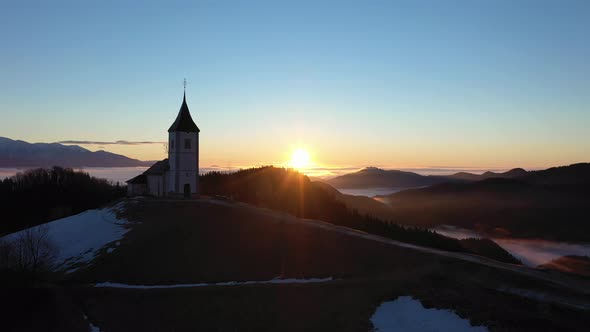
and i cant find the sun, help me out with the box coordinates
[290,148,311,170]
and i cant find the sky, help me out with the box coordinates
[1,0,589,173]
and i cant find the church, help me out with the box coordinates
[126,90,200,197]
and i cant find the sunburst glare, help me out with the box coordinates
[289,148,311,170]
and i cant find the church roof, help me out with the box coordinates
[168,92,200,133]
[144,159,170,175]
[126,174,147,184]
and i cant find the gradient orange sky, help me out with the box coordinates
[1,2,589,173]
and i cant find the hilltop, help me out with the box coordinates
[3,197,590,331]
[198,167,520,263]
[3,166,590,331]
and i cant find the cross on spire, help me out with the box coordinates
[183,78,187,91]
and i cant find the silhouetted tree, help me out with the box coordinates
[0,224,59,284]
[0,166,126,235]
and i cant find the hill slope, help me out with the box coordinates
[3,197,590,331]
[311,181,397,222]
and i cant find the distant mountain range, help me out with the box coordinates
[378,163,590,242]
[318,163,590,242]
[0,137,154,167]
[326,166,528,189]
[447,168,528,182]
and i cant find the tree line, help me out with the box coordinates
[0,167,126,236]
[200,167,506,257]
[0,166,519,265]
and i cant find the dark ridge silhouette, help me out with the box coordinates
[459,238,521,265]
[200,166,520,263]
[380,163,590,242]
[310,181,396,222]
[522,163,590,186]
[0,136,154,167]
[326,166,529,189]
[0,167,127,235]
[326,167,442,189]
[200,167,462,251]
[447,168,528,181]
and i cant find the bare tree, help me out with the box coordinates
[1,224,59,274]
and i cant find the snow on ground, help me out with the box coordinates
[94,277,333,289]
[370,296,488,332]
[1,200,133,272]
[83,314,102,332]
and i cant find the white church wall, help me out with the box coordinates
[168,132,179,172]
[127,183,147,196]
[166,170,175,193]
[179,171,198,194]
[147,175,165,197]
[168,131,199,194]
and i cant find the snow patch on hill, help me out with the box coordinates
[94,277,334,289]
[1,201,133,272]
[371,296,488,332]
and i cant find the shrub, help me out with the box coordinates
[0,224,59,284]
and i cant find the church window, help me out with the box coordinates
[170,139,174,149]
[185,139,191,149]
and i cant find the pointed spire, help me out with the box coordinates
[181,78,188,107]
[168,82,200,133]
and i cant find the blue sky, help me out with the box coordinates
[1,0,589,169]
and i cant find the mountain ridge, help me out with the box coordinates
[326,166,529,189]
[377,163,590,242]
[0,137,154,168]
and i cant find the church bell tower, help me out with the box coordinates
[167,85,200,196]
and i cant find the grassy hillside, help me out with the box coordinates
[47,198,589,332]
[198,167,520,264]
[3,197,589,331]
[199,167,465,252]
[73,199,436,283]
